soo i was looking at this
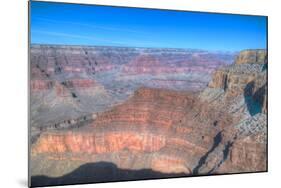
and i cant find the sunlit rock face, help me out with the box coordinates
[32,132,166,154]
[30,47,267,182]
[32,87,234,175]
[235,50,267,65]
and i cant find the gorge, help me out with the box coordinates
[30,45,267,187]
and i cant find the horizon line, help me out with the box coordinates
[30,43,261,53]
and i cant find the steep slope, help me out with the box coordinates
[198,49,267,174]
[31,87,234,177]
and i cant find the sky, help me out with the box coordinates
[30,1,267,52]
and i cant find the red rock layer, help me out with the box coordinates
[32,131,166,155]
[62,79,96,88]
[31,80,53,91]
[32,87,233,174]
[122,54,225,75]
[31,78,99,94]
[30,45,118,79]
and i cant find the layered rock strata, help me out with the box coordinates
[30,49,267,183]
[30,45,235,143]
[31,87,234,176]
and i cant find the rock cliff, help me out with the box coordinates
[207,49,267,112]
[32,87,235,176]
[235,49,267,65]
[199,49,267,174]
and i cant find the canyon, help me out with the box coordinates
[30,45,234,140]
[30,45,267,186]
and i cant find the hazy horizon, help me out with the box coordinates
[30,43,267,55]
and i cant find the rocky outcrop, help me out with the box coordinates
[198,49,267,174]
[235,49,267,65]
[208,49,267,112]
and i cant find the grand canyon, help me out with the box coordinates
[30,45,267,187]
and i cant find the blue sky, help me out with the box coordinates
[30,1,267,51]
